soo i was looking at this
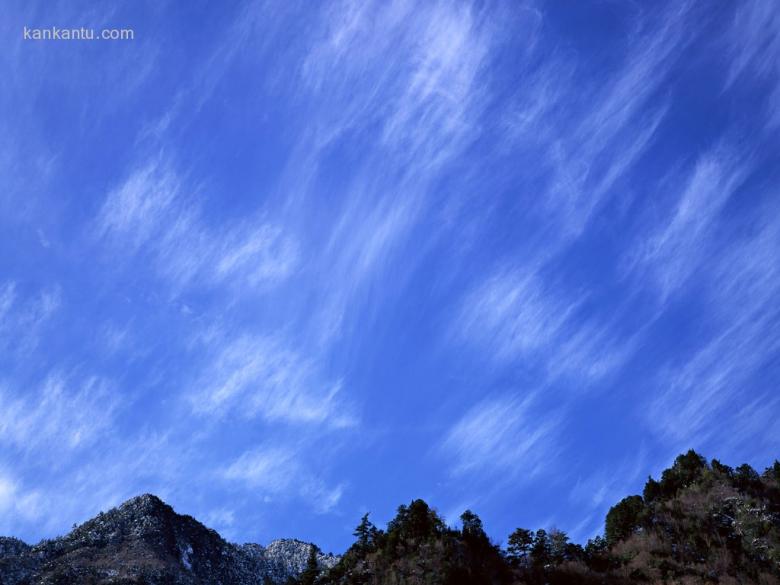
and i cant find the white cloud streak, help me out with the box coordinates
[725,0,780,127]
[504,4,691,242]
[626,146,749,300]
[451,4,696,391]
[0,281,61,357]
[441,393,561,482]
[455,268,634,386]
[95,157,298,294]
[0,470,44,534]
[0,372,120,459]
[223,444,345,514]
[457,269,577,362]
[647,205,780,448]
[191,333,356,428]
[291,0,500,348]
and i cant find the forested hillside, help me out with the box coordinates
[318,451,780,585]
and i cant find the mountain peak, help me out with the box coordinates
[119,492,167,511]
[0,493,338,585]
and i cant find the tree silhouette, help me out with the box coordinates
[298,545,320,585]
[507,527,533,565]
[605,495,645,545]
[353,512,379,552]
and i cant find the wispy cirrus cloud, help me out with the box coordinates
[191,332,356,428]
[647,210,780,448]
[95,159,179,250]
[0,281,61,357]
[455,268,577,362]
[454,267,634,387]
[223,443,345,514]
[95,157,298,294]
[302,0,492,160]
[0,372,120,460]
[290,0,500,348]
[223,446,299,494]
[724,0,780,126]
[0,470,44,535]
[716,395,780,462]
[503,3,691,243]
[440,392,562,482]
[449,3,696,392]
[625,146,750,300]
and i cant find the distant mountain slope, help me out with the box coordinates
[0,494,336,585]
[1,452,778,584]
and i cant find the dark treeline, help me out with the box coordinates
[300,451,780,585]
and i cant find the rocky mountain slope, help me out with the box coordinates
[0,494,337,585]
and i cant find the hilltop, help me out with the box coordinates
[0,494,336,584]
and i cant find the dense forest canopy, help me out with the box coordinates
[312,451,780,585]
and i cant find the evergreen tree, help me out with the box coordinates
[530,529,551,567]
[548,528,570,563]
[298,545,320,585]
[353,512,378,551]
[711,458,734,477]
[605,495,645,545]
[764,460,780,481]
[735,463,759,482]
[658,450,707,496]
[583,536,610,572]
[403,499,444,539]
[506,528,533,565]
[734,463,761,494]
[460,509,487,541]
[643,476,661,503]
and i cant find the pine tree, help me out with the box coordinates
[460,509,486,540]
[298,545,320,585]
[548,528,570,563]
[530,529,551,567]
[643,476,661,503]
[353,512,379,552]
[605,495,645,545]
[711,458,734,477]
[765,460,780,481]
[506,528,533,565]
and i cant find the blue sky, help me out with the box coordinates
[1,0,779,554]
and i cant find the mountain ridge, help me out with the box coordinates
[0,493,337,585]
